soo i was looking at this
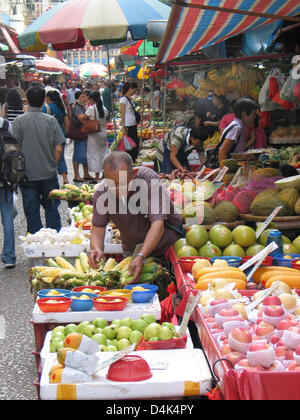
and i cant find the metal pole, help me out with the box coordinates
[106,44,117,141]
[163,65,167,136]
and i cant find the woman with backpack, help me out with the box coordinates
[83,90,108,183]
[42,89,69,185]
[119,81,140,162]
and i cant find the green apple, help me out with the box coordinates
[82,324,98,338]
[111,319,121,326]
[117,338,130,351]
[149,336,159,342]
[92,318,108,329]
[96,328,103,334]
[92,333,107,345]
[120,317,133,328]
[49,340,64,352]
[129,330,143,344]
[103,326,117,340]
[144,323,161,341]
[106,339,114,346]
[113,339,118,346]
[64,324,78,336]
[52,326,65,335]
[158,326,173,341]
[98,344,106,352]
[140,314,156,325]
[77,321,90,333]
[117,326,132,340]
[105,345,118,352]
[131,319,148,333]
[51,331,65,341]
[162,322,177,334]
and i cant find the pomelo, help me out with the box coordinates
[174,238,187,253]
[186,225,209,249]
[293,235,300,253]
[283,243,298,255]
[223,242,246,258]
[232,225,256,248]
[209,225,233,248]
[246,243,265,257]
[198,241,222,258]
[177,245,199,258]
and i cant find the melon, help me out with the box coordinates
[277,188,299,212]
[194,180,215,201]
[250,197,292,217]
[295,198,300,215]
[275,175,300,192]
[214,201,239,223]
[198,241,222,258]
[251,168,282,179]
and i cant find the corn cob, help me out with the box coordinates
[34,267,65,278]
[45,258,60,268]
[54,257,76,272]
[79,252,90,273]
[40,276,56,284]
[112,257,132,271]
[64,184,80,191]
[138,273,154,283]
[75,257,84,274]
[141,263,159,275]
[103,258,116,272]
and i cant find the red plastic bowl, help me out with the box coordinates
[93,296,127,311]
[72,285,106,294]
[107,355,152,382]
[36,297,72,313]
[291,259,300,270]
[242,256,273,266]
[178,256,209,272]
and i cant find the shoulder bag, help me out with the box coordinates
[205,124,239,169]
[126,97,141,125]
[81,105,101,134]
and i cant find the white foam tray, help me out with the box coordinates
[40,349,212,400]
[32,294,161,324]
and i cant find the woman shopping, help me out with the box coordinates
[83,91,108,183]
[42,89,69,185]
[119,81,140,162]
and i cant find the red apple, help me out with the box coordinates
[265,361,285,372]
[252,335,268,343]
[288,362,300,371]
[220,344,233,356]
[296,344,300,356]
[236,359,265,371]
[263,296,281,306]
[218,308,239,317]
[285,349,295,360]
[270,334,280,345]
[264,305,285,318]
[226,351,245,366]
[255,321,275,337]
[275,346,287,358]
[248,342,270,352]
[288,326,300,335]
[277,319,296,331]
[230,328,252,344]
[210,299,228,306]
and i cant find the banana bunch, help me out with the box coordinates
[30,253,167,296]
[204,131,221,149]
[49,184,95,203]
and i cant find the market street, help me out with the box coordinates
[0,143,73,400]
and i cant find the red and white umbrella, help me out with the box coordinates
[76,63,108,78]
[35,55,72,74]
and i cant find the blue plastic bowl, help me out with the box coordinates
[37,289,71,299]
[124,284,158,303]
[273,254,300,267]
[210,256,242,268]
[70,292,98,311]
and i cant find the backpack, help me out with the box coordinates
[205,123,240,169]
[0,119,25,191]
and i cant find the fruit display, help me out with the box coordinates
[175,224,272,259]
[20,228,87,247]
[198,282,300,372]
[30,254,168,294]
[270,126,300,142]
[49,183,95,203]
[47,314,178,354]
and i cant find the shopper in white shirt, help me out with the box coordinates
[119,81,139,162]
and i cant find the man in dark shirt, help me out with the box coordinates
[89,152,183,282]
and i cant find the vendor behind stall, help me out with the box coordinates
[154,122,210,174]
[89,152,183,283]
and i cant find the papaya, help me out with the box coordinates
[195,278,246,290]
[194,266,243,282]
[252,266,298,284]
[197,269,247,283]
[57,347,76,366]
[265,274,300,289]
[49,367,65,384]
[260,269,299,286]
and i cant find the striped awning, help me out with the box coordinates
[156,0,300,64]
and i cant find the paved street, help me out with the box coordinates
[0,142,75,400]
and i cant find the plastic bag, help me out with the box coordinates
[280,73,300,104]
[259,69,285,111]
[117,133,136,152]
[136,335,187,351]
